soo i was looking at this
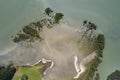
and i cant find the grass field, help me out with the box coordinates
[12,65,44,80]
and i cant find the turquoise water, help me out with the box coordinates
[0,0,120,80]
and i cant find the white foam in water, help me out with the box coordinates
[74,51,96,79]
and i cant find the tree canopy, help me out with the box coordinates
[12,8,64,44]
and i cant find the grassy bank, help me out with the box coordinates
[12,65,44,80]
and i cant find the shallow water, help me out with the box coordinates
[0,0,120,80]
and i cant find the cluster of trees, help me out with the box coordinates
[12,8,64,43]
[83,20,97,30]
[0,64,16,80]
[0,64,29,80]
[107,70,120,80]
[79,20,98,43]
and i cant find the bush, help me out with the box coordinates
[21,74,28,80]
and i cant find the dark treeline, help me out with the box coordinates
[0,64,16,80]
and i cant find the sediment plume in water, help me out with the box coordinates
[0,23,105,80]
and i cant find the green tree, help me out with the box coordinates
[45,8,53,16]
[21,74,28,80]
[54,13,64,23]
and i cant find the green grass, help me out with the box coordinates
[12,65,44,80]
